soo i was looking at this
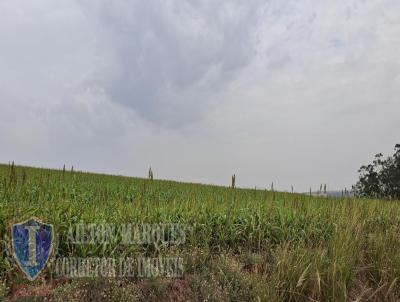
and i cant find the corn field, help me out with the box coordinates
[1,164,400,301]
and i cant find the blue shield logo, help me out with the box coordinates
[11,218,54,281]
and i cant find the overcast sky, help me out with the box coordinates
[1,0,399,191]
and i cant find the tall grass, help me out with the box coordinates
[0,164,400,301]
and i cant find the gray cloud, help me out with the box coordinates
[77,0,265,127]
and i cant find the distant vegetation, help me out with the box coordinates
[355,144,400,199]
[1,164,400,301]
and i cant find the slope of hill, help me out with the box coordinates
[0,164,399,301]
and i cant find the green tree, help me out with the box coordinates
[355,145,400,198]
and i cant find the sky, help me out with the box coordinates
[0,0,399,192]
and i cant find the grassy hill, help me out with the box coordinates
[1,164,400,301]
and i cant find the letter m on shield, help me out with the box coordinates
[12,218,54,281]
